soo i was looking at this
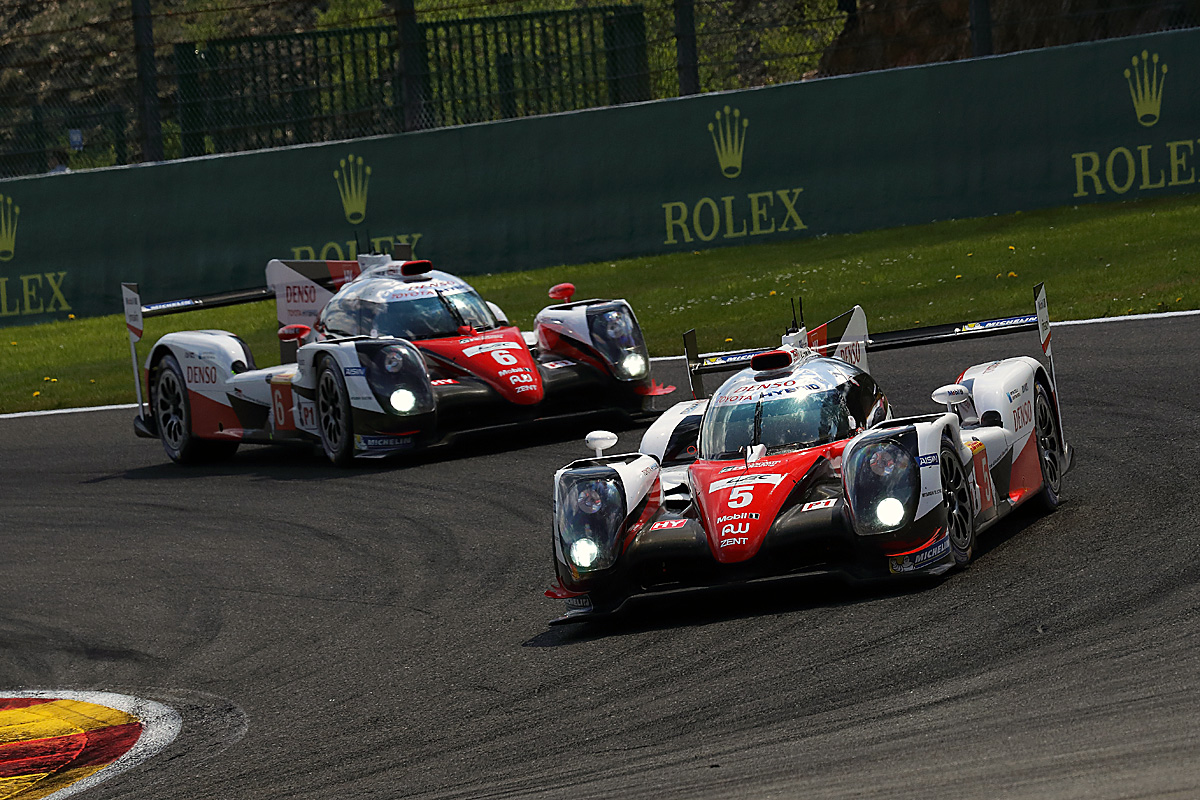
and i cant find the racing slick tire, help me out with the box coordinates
[1033,381,1064,511]
[152,354,238,464]
[941,442,976,567]
[317,357,355,466]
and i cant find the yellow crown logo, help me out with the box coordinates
[1124,50,1167,127]
[334,153,371,225]
[708,106,749,179]
[0,194,18,262]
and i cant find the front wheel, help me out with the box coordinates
[317,359,355,466]
[941,443,976,567]
[152,354,238,464]
[1033,382,1064,510]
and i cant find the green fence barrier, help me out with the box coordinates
[1,28,1197,324]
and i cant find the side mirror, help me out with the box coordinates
[931,383,970,407]
[548,282,576,302]
[585,430,619,457]
[486,301,509,325]
[279,324,312,344]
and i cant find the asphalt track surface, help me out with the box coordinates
[2,315,1198,800]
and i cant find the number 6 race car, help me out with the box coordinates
[544,285,1072,623]
[122,246,673,465]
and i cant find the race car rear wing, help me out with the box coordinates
[683,289,1052,401]
[122,243,413,353]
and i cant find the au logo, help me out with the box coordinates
[708,106,748,178]
[0,193,18,261]
[1124,50,1166,127]
[334,153,371,224]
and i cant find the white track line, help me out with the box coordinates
[0,402,138,420]
[1,308,1196,418]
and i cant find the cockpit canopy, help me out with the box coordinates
[699,357,887,460]
[317,270,498,340]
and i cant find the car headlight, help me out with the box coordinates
[358,341,436,417]
[587,302,650,382]
[555,468,626,574]
[844,436,919,534]
[390,388,417,413]
[621,352,647,379]
[569,538,601,568]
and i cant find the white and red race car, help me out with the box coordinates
[544,287,1072,622]
[123,248,673,464]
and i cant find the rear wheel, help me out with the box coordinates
[152,354,237,464]
[1033,382,1064,510]
[941,443,975,567]
[317,359,355,466]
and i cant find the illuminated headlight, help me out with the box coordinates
[621,352,648,379]
[876,497,906,527]
[569,538,600,568]
[382,345,407,373]
[844,436,919,535]
[390,388,417,413]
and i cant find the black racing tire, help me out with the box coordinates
[317,357,355,466]
[941,442,976,567]
[1033,381,1065,511]
[152,354,238,464]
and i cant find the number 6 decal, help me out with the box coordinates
[492,350,518,366]
[728,485,754,508]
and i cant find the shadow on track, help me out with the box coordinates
[88,414,650,484]
[524,502,1059,648]
[522,574,933,647]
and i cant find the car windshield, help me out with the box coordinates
[699,361,864,460]
[364,289,497,340]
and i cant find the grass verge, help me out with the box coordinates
[2,193,1197,415]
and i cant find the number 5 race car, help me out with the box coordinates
[121,246,673,465]
[544,286,1072,623]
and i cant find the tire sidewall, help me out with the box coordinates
[1034,382,1063,510]
[941,443,976,566]
[317,358,355,465]
[153,354,193,463]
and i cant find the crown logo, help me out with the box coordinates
[0,194,18,262]
[1124,50,1167,127]
[334,153,371,225]
[708,106,748,179]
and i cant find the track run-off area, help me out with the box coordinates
[2,313,1198,799]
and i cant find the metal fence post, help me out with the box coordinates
[391,0,429,131]
[604,7,651,105]
[970,0,993,57]
[131,0,163,161]
[174,44,206,158]
[673,0,700,95]
[498,52,517,119]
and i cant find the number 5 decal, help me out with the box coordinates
[728,486,754,508]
